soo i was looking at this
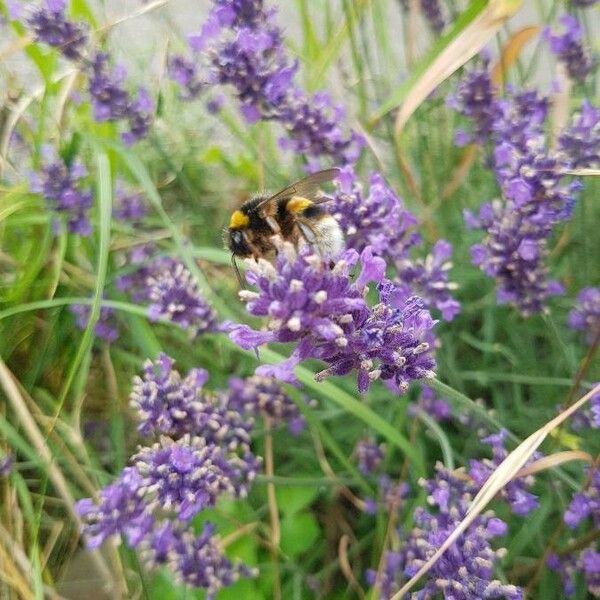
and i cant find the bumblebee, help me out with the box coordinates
[225,168,344,282]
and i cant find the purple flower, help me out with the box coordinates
[27,0,87,60]
[176,0,362,164]
[568,287,600,344]
[147,262,219,336]
[330,167,460,320]
[87,53,153,145]
[76,467,153,549]
[142,521,256,599]
[167,54,204,100]
[544,15,596,84]
[330,166,420,263]
[367,463,521,599]
[130,353,253,450]
[558,101,600,169]
[113,187,147,222]
[409,385,452,421]
[564,467,600,529]
[396,240,461,321]
[570,0,599,5]
[133,435,258,521]
[469,430,539,516]
[70,304,119,342]
[355,439,385,475]
[420,0,445,33]
[31,149,93,235]
[449,57,499,146]
[548,547,600,598]
[0,454,13,476]
[230,242,436,393]
[227,375,305,434]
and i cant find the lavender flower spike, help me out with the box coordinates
[27,0,87,60]
[568,287,600,344]
[544,15,596,84]
[230,241,436,393]
[30,148,93,235]
[147,263,219,336]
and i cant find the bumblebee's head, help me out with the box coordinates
[226,210,253,257]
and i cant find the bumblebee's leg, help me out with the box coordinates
[265,216,281,234]
[231,254,245,288]
[296,219,318,245]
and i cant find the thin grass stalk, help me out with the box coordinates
[264,416,281,600]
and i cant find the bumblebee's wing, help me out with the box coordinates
[256,168,340,210]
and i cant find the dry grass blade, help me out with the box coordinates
[514,450,593,479]
[394,0,524,137]
[0,358,116,596]
[491,25,540,86]
[389,380,600,600]
[339,534,366,600]
[564,168,600,176]
[442,144,478,198]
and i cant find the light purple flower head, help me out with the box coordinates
[70,304,119,342]
[227,375,305,434]
[568,287,600,344]
[130,353,253,450]
[420,0,445,34]
[147,263,219,336]
[469,430,539,516]
[133,434,258,521]
[27,0,87,60]
[558,101,600,169]
[408,385,452,421]
[230,241,436,393]
[113,187,147,222]
[367,463,521,599]
[0,454,13,477]
[355,439,385,475]
[31,149,93,235]
[142,521,256,599]
[544,15,596,84]
[177,0,362,165]
[564,467,600,530]
[87,53,153,145]
[167,54,204,100]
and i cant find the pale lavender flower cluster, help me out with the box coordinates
[230,242,437,394]
[113,187,147,222]
[147,262,220,336]
[140,521,255,598]
[448,57,499,146]
[30,150,92,235]
[558,101,600,169]
[367,463,522,600]
[544,15,596,84]
[70,304,119,342]
[566,387,600,430]
[77,355,260,596]
[130,353,253,448]
[0,453,13,477]
[455,62,587,314]
[331,166,460,320]
[408,384,452,421]
[167,55,204,100]
[363,475,410,516]
[171,0,362,165]
[420,0,445,33]
[568,287,600,344]
[355,439,385,475]
[23,2,153,144]
[548,470,600,597]
[227,375,305,434]
[88,53,153,145]
[548,549,600,598]
[469,430,539,516]
[27,0,87,60]
[564,467,600,530]
[570,0,599,5]
[115,245,173,302]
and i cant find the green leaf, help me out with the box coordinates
[53,151,112,419]
[280,512,320,557]
[218,579,264,600]
[275,486,319,516]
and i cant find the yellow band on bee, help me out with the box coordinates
[286,196,313,214]
[229,210,250,229]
